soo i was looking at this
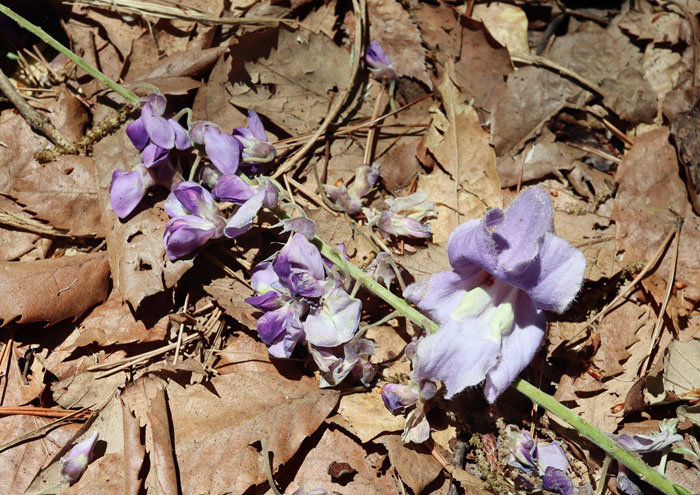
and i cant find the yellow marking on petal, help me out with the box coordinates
[489,301,515,343]
[451,287,491,321]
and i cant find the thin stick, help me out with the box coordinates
[566,223,677,344]
[172,293,190,365]
[0,327,16,406]
[363,83,386,165]
[639,219,682,376]
[261,438,283,495]
[272,0,366,178]
[0,406,92,418]
[595,454,613,495]
[0,406,92,454]
[285,176,339,216]
[0,66,70,147]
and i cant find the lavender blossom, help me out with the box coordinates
[304,287,361,347]
[542,467,574,495]
[189,121,241,175]
[126,94,189,151]
[376,192,437,239]
[233,110,276,165]
[326,162,380,215]
[109,148,179,218]
[382,383,419,413]
[163,182,227,259]
[274,217,316,240]
[308,338,375,388]
[405,188,585,402]
[61,431,98,483]
[212,175,278,238]
[366,40,397,82]
[273,233,327,298]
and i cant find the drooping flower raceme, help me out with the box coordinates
[233,110,276,166]
[61,431,99,483]
[405,187,585,403]
[365,40,397,82]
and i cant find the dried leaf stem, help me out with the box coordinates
[6,10,689,494]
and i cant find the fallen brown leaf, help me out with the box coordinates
[380,433,442,494]
[0,252,110,326]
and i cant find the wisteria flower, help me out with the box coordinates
[375,192,437,239]
[61,431,99,483]
[189,120,241,175]
[163,182,227,259]
[405,187,585,402]
[308,338,375,388]
[126,94,190,151]
[109,149,180,218]
[326,162,380,215]
[366,40,397,82]
[212,175,278,238]
[234,110,276,165]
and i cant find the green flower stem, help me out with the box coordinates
[0,5,139,105]
[2,9,687,494]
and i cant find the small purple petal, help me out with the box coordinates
[141,143,169,168]
[126,116,149,150]
[247,110,267,141]
[142,102,175,149]
[326,185,362,215]
[278,217,316,240]
[223,189,265,238]
[537,442,569,473]
[163,215,217,260]
[110,169,148,218]
[381,383,419,413]
[366,40,397,82]
[542,467,574,495]
[616,467,643,495]
[212,174,256,204]
[188,120,208,144]
[249,261,284,295]
[168,118,191,150]
[304,288,361,347]
[171,181,215,217]
[273,233,326,297]
[143,93,167,115]
[204,126,240,174]
[447,218,500,275]
[378,211,432,238]
[61,431,98,483]
[246,291,284,312]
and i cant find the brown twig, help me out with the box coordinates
[0,327,16,406]
[0,406,92,418]
[0,66,70,148]
[272,0,366,179]
[639,218,683,376]
[363,83,386,165]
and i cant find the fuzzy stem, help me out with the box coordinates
[0,5,139,104]
[5,10,688,494]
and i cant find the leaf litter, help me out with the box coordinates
[0,1,699,494]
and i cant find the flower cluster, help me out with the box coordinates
[500,426,589,495]
[246,233,375,386]
[109,93,279,259]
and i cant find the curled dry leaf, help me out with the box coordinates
[0,252,110,326]
[471,2,529,55]
[167,371,339,494]
[645,339,700,406]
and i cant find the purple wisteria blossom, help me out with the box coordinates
[308,337,375,388]
[326,162,380,215]
[61,431,99,483]
[163,181,227,260]
[189,121,241,175]
[405,187,585,402]
[366,40,397,82]
[109,145,181,218]
[212,175,278,238]
[373,192,437,239]
[234,110,276,165]
[126,94,190,151]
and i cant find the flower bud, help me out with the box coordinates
[61,431,98,483]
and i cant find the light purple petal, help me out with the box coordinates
[61,431,98,483]
[246,291,283,312]
[483,291,546,403]
[493,187,552,276]
[366,40,392,68]
[110,169,147,218]
[142,102,175,149]
[263,301,308,358]
[164,189,190,217]
[278,217,316,240]
[172,181,213,216]
[212,174,256,204]
[537,442,569,473]
[204,126,240,174]
[381,383,419,413]
[143,93,167,114]
[126,116,149,150]
[326,185,362,215]
[403,269,484,326]
[542,467,574,495]
[512,232,586,313]
[188,120,207,144]
[258,305,292,346]
[303,288,361,347]
[614,430,684,454]
[223,189,265,239]
[379,213,431,239]
[447,218,500,274]
[168,118,191,150]
[141,143,169,168]
[163,215,216,260]
[616,467,643,495]
[412,321,500,399]
[247,110,267,141]
[273,233,326,297]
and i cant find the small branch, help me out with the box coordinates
[0,66,70,147]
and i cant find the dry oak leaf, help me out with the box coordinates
[379,433,442,494]
[471,2,529,55]
[168,371,339,494]
[10,156,102,237]
[0,252,109,326]
[423,72,502,233]
[334,389,405,443]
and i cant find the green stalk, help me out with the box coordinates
[1,8,688,494]
[0,5,139,105]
